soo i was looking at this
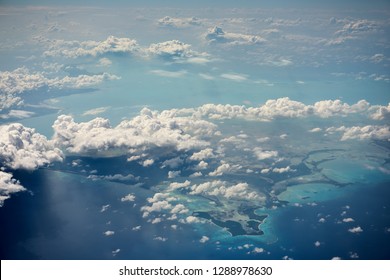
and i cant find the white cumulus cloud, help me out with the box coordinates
[199,235,209,243]
[253,148,278,160]
[0,123,63,170]
[208,162,241,176]
[348,226,363,233]
[44,36,140,58]
[51,108,215,159]
[103,230,115,236]
[205,26,266,45]
[326,125,390,141]
[0,171,26,207]
[121,194,136,202]
[190,180,263,201]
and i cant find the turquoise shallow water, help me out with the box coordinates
[277,183,345,204]
[319,159,390,185]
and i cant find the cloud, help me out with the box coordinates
[220,136,246,145]
[50,72,120,89]
[252,247,265,253]
[268,58,293,67]
[189,172,202,178]
[370,54,385,64]
[132,226,141,231]
[150,69,187,78]
[0,67,49,95]
[145,196,172,212]
[208,162,241,176]
[168,180,191,191]
[100,204,110,212]
[205,26,266,45]
[272,166,296,173]
[190,180,263,201]
[220,73,248,82]
[82,107,109,116]
[44,36,209,63]
[98,58,112,67]
[199,235,209,243]
[147,40,208,61]
[51,108,215,159]
[154,236,168,242]
[170,204,189,214]
[314,241,321,247]
[151,218,162,224]
[349,252,359,259]
[199,73,215,80]
[88,173,138,183]
[313,99,370,118]
[326,125,390,141]
[168,170,181,179]
[44,36,140,58]
[195,161,208,170]
[0,123,63,170]
[336,19,378,36]
[0,110,35,119]
[309,127,322,133]
[141,192,187,219]
[253,148,278,160]
[162,157,183,169]
[342,218,355,223]
[121,193,136,202]
[157,16,201,28]
[142,159,154,167]
[187,98,386,122]
[257,137,270,143]
[184,216,200,224]
[348,226,363,233]
[103,230,115,236]
[0,171,26,207]
[112,249,120,256]
[0,94,23,112]
[189,148,215,161]
[327,19,380,46]
[369,103,390,121]
[0,67,120,112]
[265,17,301,27]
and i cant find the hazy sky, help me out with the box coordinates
[2,0,390,9]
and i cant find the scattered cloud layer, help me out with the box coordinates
[44,36,140,58]
[0,67,119,116]
[157,16,202,28]
[43,36,209,63]
[348,226,363,233]
[177,98,388,123]
[326,125,390,141]
[205,26,266,45]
